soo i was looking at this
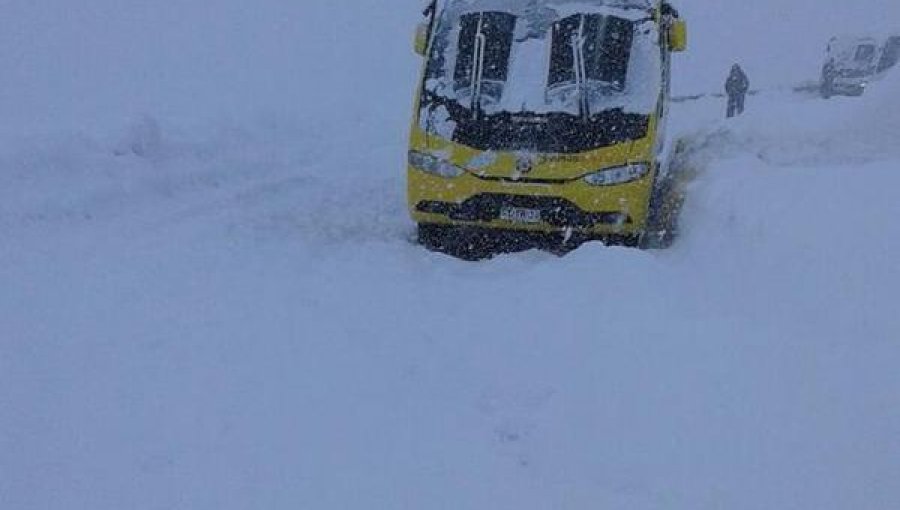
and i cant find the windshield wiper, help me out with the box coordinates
[571,16,590,121]
[470,15,488,118]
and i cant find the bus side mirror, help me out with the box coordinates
[669,20,687,52]
[414,22,429,56]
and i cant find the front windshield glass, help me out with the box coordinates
[877,37,900,73]
[854,44,876,63]
[420,0,661,153]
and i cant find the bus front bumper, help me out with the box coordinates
[408,168,654,237]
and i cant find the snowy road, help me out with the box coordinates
[2,0,900,507]
[3,82,900,509]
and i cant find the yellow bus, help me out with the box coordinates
[408,0,687,258]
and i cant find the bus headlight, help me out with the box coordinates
[408,150,465,178]
[583,163,650,186]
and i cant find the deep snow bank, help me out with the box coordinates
[672,67,900,168]
[0,114,408,245]
[3,87,900,510]
[2,2,900,510]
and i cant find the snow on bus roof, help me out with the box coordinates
[435,0,655,15]
[434,0,657,24]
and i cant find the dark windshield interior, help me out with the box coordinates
[548,14,634,91]
[878,37,900,72]
[422,91,649,154]
[453,12,516,95]
[854,45,876,62]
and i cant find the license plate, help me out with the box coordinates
[499,206,542,224]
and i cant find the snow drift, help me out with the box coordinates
[2,2,900,510]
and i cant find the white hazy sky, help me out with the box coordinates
[676,0,899,93]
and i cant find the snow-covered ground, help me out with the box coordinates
[2,1,900,509]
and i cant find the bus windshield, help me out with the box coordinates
[878,36,900,73]
[419,0,661,153]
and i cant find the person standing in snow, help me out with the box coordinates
[821,59,837,98]
[725,64,750,118]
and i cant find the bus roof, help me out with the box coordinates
[435,0,657,13]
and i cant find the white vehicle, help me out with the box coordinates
[820,36,880,98]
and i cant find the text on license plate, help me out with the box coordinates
[499,206,542,224]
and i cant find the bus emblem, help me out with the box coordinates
[516,154,535,174]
